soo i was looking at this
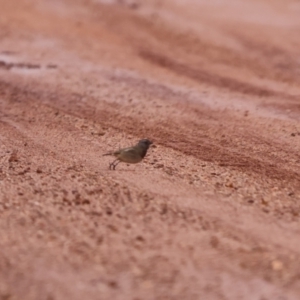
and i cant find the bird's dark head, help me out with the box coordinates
[138,139,153,149]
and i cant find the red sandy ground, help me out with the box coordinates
[1,0,300,299]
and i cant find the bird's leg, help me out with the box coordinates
[109,159,119,170]
[112,160,121,170]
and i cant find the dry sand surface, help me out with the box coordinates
[1,0,300,299]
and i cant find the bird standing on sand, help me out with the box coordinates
[103,139,153,170]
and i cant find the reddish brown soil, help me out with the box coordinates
[1,0,300,299]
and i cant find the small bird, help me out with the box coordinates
[103,139,153,170]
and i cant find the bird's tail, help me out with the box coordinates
[103,152,114,156]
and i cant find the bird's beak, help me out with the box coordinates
[149,141,155,147]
